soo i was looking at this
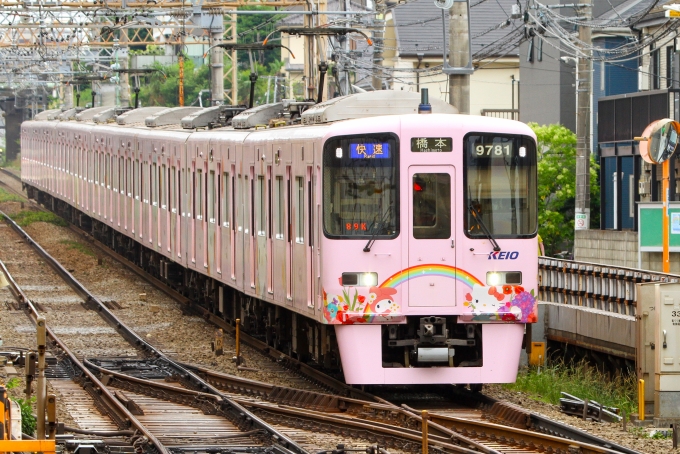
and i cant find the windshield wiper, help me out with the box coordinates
[364,206,392,252]
[468,202,501,252]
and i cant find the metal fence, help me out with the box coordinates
[538,257,680,316]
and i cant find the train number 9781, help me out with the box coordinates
[475,144,512,156]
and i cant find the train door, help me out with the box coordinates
[272,152,286,304]
[291,162,309,310]
[151,149,159,250]
[206,142,218,277]
[255,145,268,297]
[218,144,231,281]
[163,153,171,257]
[125,151,131,232]
[134,141,142,239]
[170,151,179,259]
[408,166,455,307]
[247,164,256,291]
[180,145,189,268]
[142,142,151,244]
[235,159,245,290]
[195,147,207,271]
[150,150,158,249]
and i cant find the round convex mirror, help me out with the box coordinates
[646,119,680,164]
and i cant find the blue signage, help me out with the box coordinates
[350,143,390,159]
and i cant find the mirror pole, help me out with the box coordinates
[663,159,670,273]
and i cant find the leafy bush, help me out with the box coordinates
[5,377,37,435]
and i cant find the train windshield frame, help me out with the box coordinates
[464,133,537,239]
[322,132,399,239]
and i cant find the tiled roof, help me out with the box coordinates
[392,0,523,58]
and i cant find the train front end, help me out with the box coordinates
[320,114,538,385]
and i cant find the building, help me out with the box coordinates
[382,0,523,116]
[581,0,680,271]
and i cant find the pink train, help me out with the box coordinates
[21,91,538,385]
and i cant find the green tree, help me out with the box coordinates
[530,123,600,256]
[136,57,284,107]
[236,6,282,70]
[137,58,212,107]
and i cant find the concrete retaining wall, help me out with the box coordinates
[574,230,638,268]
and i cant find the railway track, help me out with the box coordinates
[0,209,309,454]
[0,168,643,454]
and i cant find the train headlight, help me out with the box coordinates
[486,271,522,286]
[341,272,378,287]
[487,272,501,286]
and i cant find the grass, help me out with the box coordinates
[5,154,21,169]
[59,239,96,257]
[0,187,23,203]
[504,358,638,417]
[10,210,68,228]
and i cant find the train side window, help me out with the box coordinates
[112,155,118,191]
[208,170,215,223]
[119,157,124,194]
[276,176,284,239]
[197,168,203,220]
[161,163,166,208]
[106,154,110,187]
[258,175,265,236]
[296,176,304,244]
[216,165,221,225]
[145,160,149,202]
[413,173,451,240]
[204,163,208,222]
[127,158,131,196]
[135,159,140,200]
[171,166,176,212]
[151,162,157,206]
[222,171,229,227]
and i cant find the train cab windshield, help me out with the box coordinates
[323,133,399,239]
[464,134,537,238]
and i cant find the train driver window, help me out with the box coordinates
[413,173,450,239]
[464,134,537,238]
[322,133,399,239]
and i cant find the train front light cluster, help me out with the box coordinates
[486,271,522,286]
[341,272,378,287]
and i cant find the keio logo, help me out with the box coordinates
[488,251,519,260]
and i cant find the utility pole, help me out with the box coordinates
[339,0,351,96]
[574,3,592,230]
[304,4,316,100]
[210,14,225,106]
[446,0,472,113]
[372,11,385,91]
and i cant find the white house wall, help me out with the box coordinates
[387,58,518,115]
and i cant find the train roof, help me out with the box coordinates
[27,90,460,132]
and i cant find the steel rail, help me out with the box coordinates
[0,259,167,454]
[84,364,487,454]
[0,208,309,454]
[403,406,631,454]
[182,362,380,413]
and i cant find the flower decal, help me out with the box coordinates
[464,284,537,323]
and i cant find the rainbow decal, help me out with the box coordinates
[379,264,483,289]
